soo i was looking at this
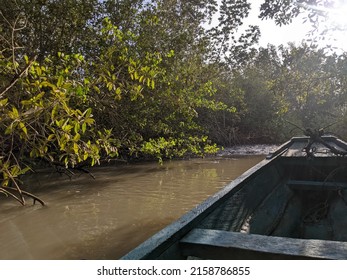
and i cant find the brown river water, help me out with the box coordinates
[0,155,265,259]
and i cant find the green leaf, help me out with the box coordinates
[167,50,175,58]
[84,118,94,125]
[55,119,64,127]
[62,124,73,132]
[73,133,81,142]
[147,78,151,88]
[30,149,39,158]
[74,122,80,134]
[93,85,101,94]
[51,105,58,121]
[107,82,113,91]
[81,123,87,134]
[10,107,19,119]
[76,85,84,96]
[21,100,32,106]
[19,122,27,136]
[57,76,64,87]
[36,66,42,76]
[5,123,13,135]
[0,98,8,107]
[84,108,92,118]
[73,143,79,154]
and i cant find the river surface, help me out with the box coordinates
[0,155,265,259]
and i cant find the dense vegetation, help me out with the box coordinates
[1,0,347,204]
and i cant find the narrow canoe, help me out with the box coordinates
[121,135,347,260]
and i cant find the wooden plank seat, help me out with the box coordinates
[180,228,347,260]
[287,180,347,191]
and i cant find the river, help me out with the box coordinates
[0,155,266,259]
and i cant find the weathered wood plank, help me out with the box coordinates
[180,228,347,260]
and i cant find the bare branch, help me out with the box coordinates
[0,187,25,205]
[0,10,13,28]
[1,187,45,206]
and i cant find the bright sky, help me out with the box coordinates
[242,0,347,52]
[247,0,310,47]
[204,0,347,52]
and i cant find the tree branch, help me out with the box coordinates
[1,187,45,206]
[0,55,37,99]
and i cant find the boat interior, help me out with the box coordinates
[180,156,347,259]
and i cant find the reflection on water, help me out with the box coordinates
[0,156,263,259]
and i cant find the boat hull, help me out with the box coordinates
[121,136,347,260]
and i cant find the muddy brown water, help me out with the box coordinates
[0,155,264,259]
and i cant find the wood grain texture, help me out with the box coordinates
[180,228,347,260]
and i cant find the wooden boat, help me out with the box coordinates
[121,135,347,260]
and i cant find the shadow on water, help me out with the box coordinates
[0,156,265,259]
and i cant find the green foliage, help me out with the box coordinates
[272,44,347,137]
[208,43,347,144]
[1,0,236,204]
[2,0,347,206]
[89,17,223,160]
[0,53,120,202]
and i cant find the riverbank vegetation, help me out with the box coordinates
[1,0,347,204]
